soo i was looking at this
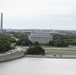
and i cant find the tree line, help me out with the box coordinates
[13,33,76,47]
[0,33,16,53]
[48,34,76,47]
[1,32,76,53]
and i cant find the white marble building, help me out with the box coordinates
[29,32,52,44]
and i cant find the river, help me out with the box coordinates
[0,58,76,75]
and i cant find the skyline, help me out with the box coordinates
[0,0,76,30]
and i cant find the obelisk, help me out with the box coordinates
[0,12,3,33]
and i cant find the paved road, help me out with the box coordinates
[44,47,76,51]
[46,51,76,55]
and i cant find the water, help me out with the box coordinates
[0,58,76,75]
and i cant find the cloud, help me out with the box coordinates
[0,0,76,30]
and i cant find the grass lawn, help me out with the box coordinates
[41,46,76,52]
[11,43,16,48]
[19,46,76,52]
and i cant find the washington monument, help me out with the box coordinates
[0,12,3,33]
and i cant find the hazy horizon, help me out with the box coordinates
[0,0,76,30]
[4,28,76,31]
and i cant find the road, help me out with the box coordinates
[46,51,76,55]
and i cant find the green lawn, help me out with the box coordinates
[11,43,16,48]
[41,46,76,52]
[18,46,76,52]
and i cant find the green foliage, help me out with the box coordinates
[27,46,45,55]
[48,34,76,47]
[11,43,16,49]
[13,33,28,39]
[12,33,30,46]
[48,41,54,46]
[9,38,16,43]
[54,40,68,47]
[0,33,12,53]
[16,38,33,46]
[33,41,40,46]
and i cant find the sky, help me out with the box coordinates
[0,0,76,30]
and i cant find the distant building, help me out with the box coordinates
[29,32,52,45]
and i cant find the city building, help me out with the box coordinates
[29,32,52,45]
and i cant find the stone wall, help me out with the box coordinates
[0,51,25,62]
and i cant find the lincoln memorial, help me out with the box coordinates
[29,32,52,44]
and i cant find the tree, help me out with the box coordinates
[0,33,12,53]
[48,40,54,46]
[54,40,62,47]
[33,41,40,46]
[13,33,28,39]
[27,46,45,55]
[54,40,69,47]
[21,39,33,46]
[16,38,33,46]
[47,34,70,47]
[9,38,16,43]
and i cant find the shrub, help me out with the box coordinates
[27,46,45,55]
